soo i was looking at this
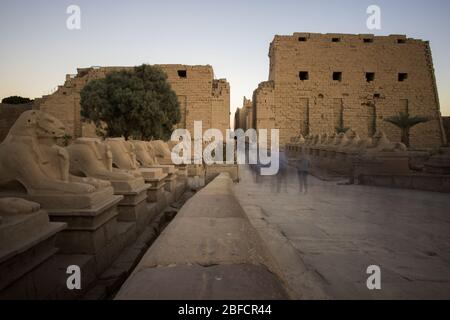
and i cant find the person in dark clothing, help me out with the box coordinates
[297,156,310,193]
[276,152,288,193]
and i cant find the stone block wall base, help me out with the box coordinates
[0,253,98,300]
[174,181,187,201]
[92,221,137,275]
[359,173,450,193]
[187,164,205,177]
[117,200,159,235]
[187,176,206,190]
[116,187,150,226]
[116,185,149,206]
[117,199,147,222]
[155,192,167,213]
[355,155,410,176]
[164,175,177,192]
[55,216,118,255]
[147,186,166,203]
[0,234,59,293]
[48,195,123,255]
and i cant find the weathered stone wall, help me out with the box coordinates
[252,81,276,132]
[253,33,446,148]
[211,79,231,138]
[35,65,230,138]
[442,116,450,146]
[0,103,33,142]
[243,97,253,130]
[234,108,240,130]
[234,97,254,132]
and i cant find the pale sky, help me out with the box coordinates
[1,0,449,127]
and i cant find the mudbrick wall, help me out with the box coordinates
[34,65,230,138]
[234,97,253,131]
[252,33,446,148]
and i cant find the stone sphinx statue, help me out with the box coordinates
[0,198,40,225]
[106,138,166,181]
[346,131,371,153]
[319,133,336,150]
[291,134,306,145]
[148,140,175,165]
[332,133,347,148]
[354,130,409,177]
[132,140,176,175]
[316,133,327,147]
[131,140,159,166]
[338,130,358,150]
[365,131,407,153]
[311,135,321,146]
[0,197,40,217]
[0,110,113,209]
[67,138,146,193]
[105,138,142,175]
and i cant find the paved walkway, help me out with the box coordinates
[235,164,450,299]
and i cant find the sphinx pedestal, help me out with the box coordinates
[0,188,126,274]
[139,168,169,212]
[187,164,205,177]
[46,195,123,255]
[116,184,158,234]
[424,147,450,175]
[174,166,188,201]
[164,172,178,193]
[150,165,177,192]
[354,152,410,180]
[0,209,66,298]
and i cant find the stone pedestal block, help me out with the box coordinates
[0,210,66,293]
[354,152,410,177]
[47,195,123,255]
[164,173,177,192]
[187,164,205,177]
[174,181,187,201]
[425,147,450,175]
[116,184,150,222]
[139,168,166,181]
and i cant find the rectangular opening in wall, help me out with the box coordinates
[366,72,375,82]
[363,38,374,43]
[333,72,342,82]
[332,38,341,42]
[397,39,407,44]
[298,37,307,42]
[299,71,309,81]
[177,70,187,78]
[400,99,409,113]
[398,73,408,82]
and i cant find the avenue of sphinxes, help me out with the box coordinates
[1,2,450,303]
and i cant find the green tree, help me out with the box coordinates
[335,124,350,134]
[384,112,429,147]
[335,110,350,134]
[1,96,33,104]
[80,64,181,140]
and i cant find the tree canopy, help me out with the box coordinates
[1,96,33,104]
[80,64,181,140]
[384,112,429,147]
